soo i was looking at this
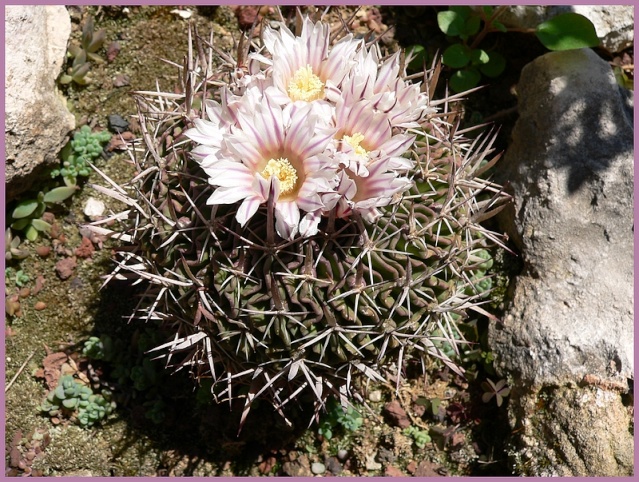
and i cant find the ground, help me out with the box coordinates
[5,5,632,477]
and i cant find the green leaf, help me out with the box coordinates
[470,49,490,65]
[461,15,481,39]
[68,44,82,59]
[72,62,91,79]
[11,218,32,231]
[481,6,493,16]
[72,48,87,69]
[449,6,471,19]
[12,199,39,219]
[62,398,78,409]
[442,44,471,69]
[437,10,465,37]
[81,16,94,50]
[43,186,77,204]
[31,218,51,233]
[450,68,481,93]
[63,175,78,187]
[54,385,66,400]
[492,20,508,33]
[536,12,600,51]
[58,74,73,85]
[87,29,106,53]
[479,51,506,78]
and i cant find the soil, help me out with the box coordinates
[5,5,631,477]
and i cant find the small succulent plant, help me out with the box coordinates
[317,397,363,440]
[5,228,29,261]
[403,425,432,449]
[59,16,106,86]
[9,187,77,242]
[51,125,112,187]
[40,375,115,428]
[88,15,511,432]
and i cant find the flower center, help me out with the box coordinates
[342,132,369,157]
[261,158,299,195]
[287,65,325,102]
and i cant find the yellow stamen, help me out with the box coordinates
[342,132,368,157]
[287,65,325,102]
[261,158,298,195]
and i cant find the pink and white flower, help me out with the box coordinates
[333,97,414,176]
[334,157,413,222]
[253,17,362,105]
[341,46,432,128]
[186,91,340,239]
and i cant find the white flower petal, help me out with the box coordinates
[236,196,263,226]
[202,160,254,188]
[206,186,252,205]
[274,201,300,239]
[299,211,322,237]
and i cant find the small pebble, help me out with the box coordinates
[35,246,51,258]
[368,390,382,402]
[310,462,326,475]
[326,457,342,475]
[336,449,349,461]
[34,301,46,311]
[107,114,129,134]
[112,73,130,88]
[83,197,106,220]
[19,287,30,298]
[365,454,382,471]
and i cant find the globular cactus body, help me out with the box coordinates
[89,15,510,429]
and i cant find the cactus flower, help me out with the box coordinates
[255,17,362,105]
[188,92,340,239]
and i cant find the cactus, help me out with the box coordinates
[88,15,510,430]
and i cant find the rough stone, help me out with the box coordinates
[491,48,634,476]
[508,385,633,476]
[493,5,634,52]
[5,6,75,201]
[382,400,411,428]
[282,454,312,477]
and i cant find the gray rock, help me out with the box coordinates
[5,6,75,201]
[491,48,633,476]
[493,6,634,52]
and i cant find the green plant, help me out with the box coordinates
[81,331,170,424]
[59,16,106,86]
[463,248,494,298]
[9,187,77,241]
[435,7,599,92]
[403,425,432,449]
[317,397,363,440]
[13,269,30,287]
[7,125,108,242]
[437,6,508,92]
[40,375,115,428]
[51,125,112,187]
[414,396,442,419]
